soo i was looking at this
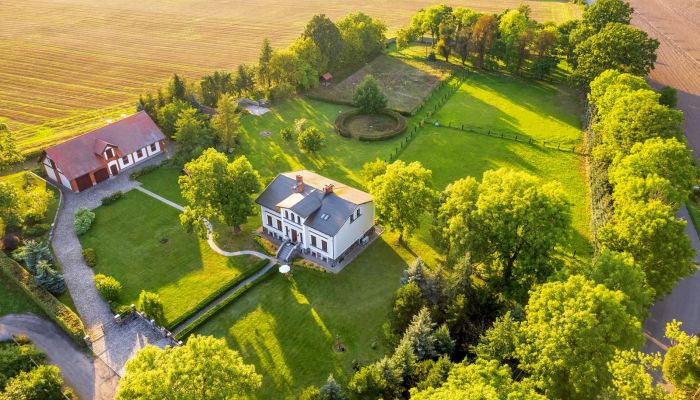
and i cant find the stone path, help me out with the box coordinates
[49,155,172,376]
[135,186,184,211]
[0,314,120,400]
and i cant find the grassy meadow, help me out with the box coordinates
[1,0,580,154]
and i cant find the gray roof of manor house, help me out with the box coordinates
[255,170,372,236]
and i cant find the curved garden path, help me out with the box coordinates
[0,314,120,400]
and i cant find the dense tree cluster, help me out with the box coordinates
[0,339,73,399]
[588,69,696,298]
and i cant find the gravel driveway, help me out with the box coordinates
[0,314,120,400]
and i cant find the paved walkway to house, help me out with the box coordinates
[135,186,184,211]
[49,154,173,376]
[0,314,120,400]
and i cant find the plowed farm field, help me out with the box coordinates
[1,0,580,155]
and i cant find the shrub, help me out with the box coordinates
[22,224,50,238]
[34,260,66,296]
[94,274,121,302]
[280,127,293,141]
[427,51,437,61]
[658,86,678,108]
[73,207,95,236]
[100,191,123,206]
[130,164,160,180]
[0,341,46,390]
[81,248,97,267]
[137,290,166,326]
[21,240,53,274]
[1,365,67,400]
[353,74,387,114]
[0,256,85,344]
[297,127,325,153]
[294,118,308,134]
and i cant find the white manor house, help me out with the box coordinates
[256,170,375,265]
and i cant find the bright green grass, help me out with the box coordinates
[0,275,44,317]
[195,236,414,399]
[432,72,582,145]
[400,127,591,258]
[136,167,185,205]
[79,190,261,325]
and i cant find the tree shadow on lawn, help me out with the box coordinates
[435,70,582,144]
[203,237,407,398]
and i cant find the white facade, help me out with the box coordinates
[260,201,375,262]
[42,156,72,189]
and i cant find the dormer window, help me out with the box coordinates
[105,148,114,158]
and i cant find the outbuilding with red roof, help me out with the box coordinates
[40,111,166,192]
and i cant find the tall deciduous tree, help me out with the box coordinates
[116,335,261,400]
[179,149,261,236]
[516,275,643,399]
[211,94,240,153]
[410,359,545,400]
[0,124,24,172]
[258,38,274,89]
[583,0,634,31]
[1,365,67,400]
[588,69,650,118]
[663,320,700,395]
[435,169,571,302]
[353,75,387,114]
[498,9,535,74]
[172,108,215,164]
[471,14,498,68]
[593,90,684,163]
[590,249,654,320]
[609,137,695,206]
[605,350,670,400]
[157,99,194,138]
[303,15,343,69]
[573,23,659,86]
[370,160,436,243]
[0,181,22,238]
[337,12,387,67]
[598,200,694,297]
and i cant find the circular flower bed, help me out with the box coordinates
[335,109,407,141]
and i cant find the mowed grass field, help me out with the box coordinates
[1,0,580,154]
[79,190,263,327]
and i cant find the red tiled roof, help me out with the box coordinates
[43,111,165,181]
[321,72,333,81]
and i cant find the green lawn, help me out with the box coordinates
[432,72,583,145]
[0,276,44,317]
[79,190,262,326]
[195,236,411,399]
[136,167,185,205]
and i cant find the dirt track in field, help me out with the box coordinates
[628,0,700,159]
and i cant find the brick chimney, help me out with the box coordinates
[295,175,304,193]
[323,184,334,194]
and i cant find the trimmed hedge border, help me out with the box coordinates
[173,266,277,340]
[0,255,85,346]
[165,257,270,330]
[335,109,407,141]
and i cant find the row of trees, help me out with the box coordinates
[346,157,697,398]
[395,0,659,84]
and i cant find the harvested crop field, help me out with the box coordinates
[627,0,700,160]
[1,0,580,154]
[309,53,455,114]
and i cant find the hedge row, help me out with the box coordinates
[0,255,85,345]
[335,109,407,141]
[166,257,270,330]
[173,266,277,340]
